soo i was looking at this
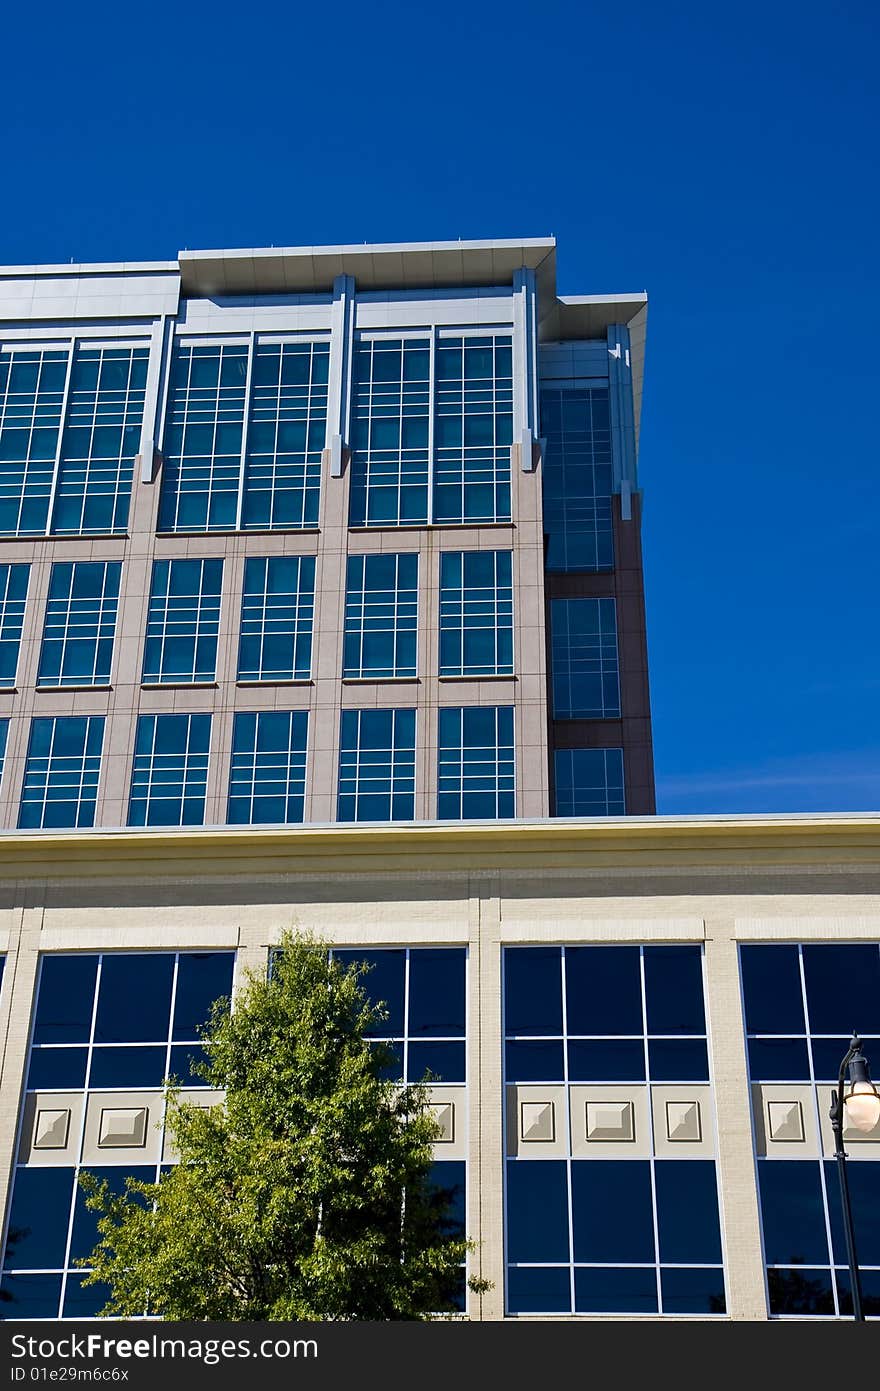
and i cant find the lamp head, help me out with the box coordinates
[844,1042,880,1133]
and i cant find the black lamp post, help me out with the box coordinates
[829,1034,880,1321]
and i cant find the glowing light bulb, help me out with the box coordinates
[844,1082,880,1133]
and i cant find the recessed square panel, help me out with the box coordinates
[665,1100,702,1143]
[767,1100,804,1143]
[98,1107,148,1149]
[520,1100,555,1142]
[33,1108,71,1150]
[585,1100,635,1143]
[430,1102,455,1143]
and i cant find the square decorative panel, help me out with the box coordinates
[33,1108,71,1150]
[585,1100,635,1143]
[430,1102,455,1143]
[520,1100,555,1143]
[665,1100,702,1143]
[98,1107,148,1149]
[767,1100,804,1143]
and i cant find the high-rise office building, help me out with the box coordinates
[0,237,652,832]
[2,241,875,1325]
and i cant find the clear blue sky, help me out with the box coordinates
[4,1,878,815]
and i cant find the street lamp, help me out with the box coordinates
[829,1034,880,1322]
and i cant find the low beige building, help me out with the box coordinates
[1,813,879,1320]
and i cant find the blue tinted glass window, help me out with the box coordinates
[333,949,406,1036]
[565,945,642,1035]
[575,1267,657,1314]
[407,1041,466,1083]
[0,349,67,536]
[52,346,147,535]
[349,339,430,527]
[242,341,327,529]
[571,1161,655,1262]
[0,563,29,685]
[171,951,232,1040]
[343,553,418,679]
[337,708,415,822]
[0,719,9,793]
[550,597,620,719]
[803,944,880,1035]
[655,1161,722,1263]
[567,1038,645,1081]
[3,1167,75,1269]
[825,1159,880,1266]
[507,1266,571,1314]
[0,1273,64,1318]
[142,558,222,684]
[438,550,513,677]
[88,1045,167,1087]
[648,1038,709,1081]
[740,945,805,1035]
[408,948,465,1036]
[94,953,175,1042]
[506,1160,569,1263]
[504,1040,565,1082]
[127,713,210,827]
[660,1268,727,1315]
[540,385,613,572]
[433,336,512,524]
[228,710,307,825]
[767,1268,836,1317]
[747,1036,810,1081]
[504,947,562,1035]
[33,955,98,1043]
[27,1047,88,1089]
[437,705,515,820]
[37,561,120,687]
[644,946,705,1035]
[757,1160,830,1266]
[553,747,625,817]
[238,555,314,681]
[18,716,104,829]
[61,1273,113,1319]
[159,344,247,531]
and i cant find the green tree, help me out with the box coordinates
[79,934,487,1319]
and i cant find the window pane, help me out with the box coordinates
[644,946,706,1035]
[143,559,222,684]
[237,556,314,682]
[654,1160,722,1264]
[349,339,430,527]
[554,747,625,817]
[38,561,120,688]
[567,1038,645,1081]
[0,563,29,685]
[242,342,327,529]
[33,955,98,1044]
[504,947,562,1036]
[18,716,104,829]
[439,550,513,677]
[571,1161,655,1263]
[0,349,67,536]
[505,1040,565,1082]
[437,705,515,821]
[172,952,235,1040]
[661,1268,726,1315]
[337,708,415,823]
[565,946,642,1035]
[541,385,613,573]
[159,345,246,532]
[228,710,308,825]
[127,713,210,827]
[433,335,512,524]
[507,1266,571,1314]
[93,954,175,1042]
[3,1167,75,1269]
[574,1266,657,1314]
[803,945,880,1035]
[740,945,805,1035]
[343,553,418,679]
[506,1160,569,1263]
[408,949,465,1036]
[333,949,406,1036]
[550,598,620,719]
[757,1160,830,1265]
[747,1037,810,1081]
[767,1268,835,1316]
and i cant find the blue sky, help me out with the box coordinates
[4,1,878,814]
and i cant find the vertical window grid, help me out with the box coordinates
[37,561,120,688]
[540,386,613,572]
[159,345,248,532]
[551,597,621,719]
[348,339,431,527]
[439,550,513,677]
[1,950,235,1319]
[553,748,625,817]
[51,347,148,535]
[503,945,724,1316]
[0,719,9,792]
[142,558,223,685]
[18,716,105,830]
[0,563,30,686]
[127,713,211,827]
[237,556,315,682]
[741,943,880,1318]
[343,553,418,679]
[437,705,515,820]
[227,710,308,825]
[337,708,416,822]
[242,341,328,530]
[0,350,67,535]
[433,335,513,524]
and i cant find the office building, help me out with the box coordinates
[0,241,876,1322]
